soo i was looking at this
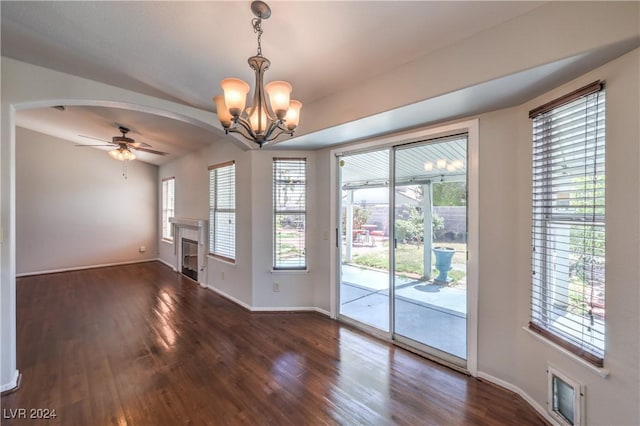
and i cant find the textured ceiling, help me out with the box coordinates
[1,1,550,164]
[1,1,544,111]
[4,2,636,162]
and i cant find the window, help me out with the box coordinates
[161,177,175,241]
[529,81,605,367]
[209,161,235,262]
[273,158,306,269]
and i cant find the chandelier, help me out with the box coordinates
[214,1,302,148]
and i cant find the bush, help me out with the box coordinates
[395,205,444,243]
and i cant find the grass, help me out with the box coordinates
[349,242,467,283]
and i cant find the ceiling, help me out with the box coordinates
[2,2,636,163]
[341,135,467,188]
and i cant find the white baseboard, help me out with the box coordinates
[0,369,20,393]
[156,258,177,271]
[16,259,159,277]
[477,371,557,426]
[251,306,332,316]
[203,284,332,317]
[204,285,252,311]
[312,307,332,317]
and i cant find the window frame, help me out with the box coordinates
[161,177,175,242]
[272,157,307,270]
[208,161,236,263]
[528,81,606,367]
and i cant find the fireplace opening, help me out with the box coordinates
[181,238,198,281]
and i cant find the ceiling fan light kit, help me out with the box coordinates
[77,125,169,179]
[214,0,302,148]
[108,146,136,161]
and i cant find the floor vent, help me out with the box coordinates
[547,365,584,426]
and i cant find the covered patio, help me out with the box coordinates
[338,136,469,359]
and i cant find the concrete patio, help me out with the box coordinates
[340,264,467,359]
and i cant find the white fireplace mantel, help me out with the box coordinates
[170,217,207,245]
[169,217,207,228]
[169,217,208,286]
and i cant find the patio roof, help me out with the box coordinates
[341,135,467,189]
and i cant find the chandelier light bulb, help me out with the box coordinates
[248,107,269,134]
[221,78,250,117]
[452,160,464,169]
[265,81,292,118]
[424,162,434,172]
[213,95,232,129]
[437,159,447,169]
[285,100,302,131]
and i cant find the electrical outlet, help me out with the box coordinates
[221,271,225,280]
[139,246,146,253]
[323,231,329,241]
[273,282,280,292]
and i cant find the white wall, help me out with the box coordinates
[509,49,639,426]
[16,127,158,274]
[158,144,319,311]
[0,57,222,390]
[158,149,209,270]
[310,49,639,425]
[1,3,638,418]
[312,149,333,313]
[158,140,255,306]
[476,107,520,386]
[250,149,317,310]
[297,2,640,138]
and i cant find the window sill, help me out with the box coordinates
[270,269,309,274]
[161,238,174,245]
[522,326,609,378]
[207,254,236,266]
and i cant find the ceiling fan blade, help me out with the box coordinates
[75,144,114,147]
[130,141,152,148]
[78,134,113,144]
[133,147,169,156]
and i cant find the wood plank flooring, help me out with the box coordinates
[2,262,546,425]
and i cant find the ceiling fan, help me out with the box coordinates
[77,126,169,161]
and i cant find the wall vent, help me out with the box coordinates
[547,365,584,426]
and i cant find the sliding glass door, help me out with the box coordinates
[338,149,390,332]
[392,136,468,364]
[337,134,470,367]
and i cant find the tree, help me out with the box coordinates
[433,182,466,206]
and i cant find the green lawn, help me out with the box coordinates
[349,242,467,283]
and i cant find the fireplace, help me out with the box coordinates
[170,217,207,286]
[181,238,198,281]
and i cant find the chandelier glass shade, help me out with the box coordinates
[214,1,302,147]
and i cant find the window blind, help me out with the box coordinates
[530,81,605,367]
[209,161,236,262]
[273,158,306,269]
[161,177,175,241]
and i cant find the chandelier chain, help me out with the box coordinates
[252,17,263,56]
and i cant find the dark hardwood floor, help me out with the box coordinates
[2,262,545,425]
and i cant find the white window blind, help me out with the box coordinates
[161,177,175,241]
[209,161,236,262]
[529,81,605,367]
[273,158,306,270]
